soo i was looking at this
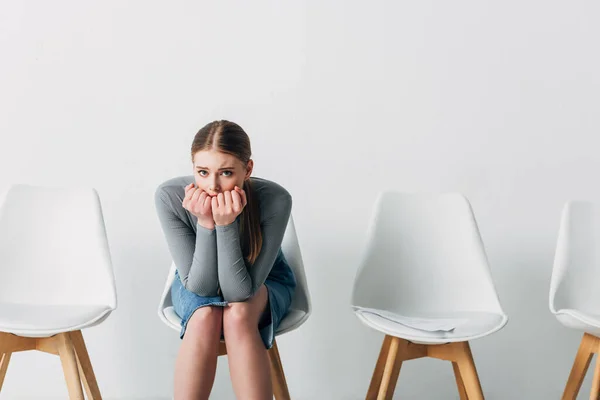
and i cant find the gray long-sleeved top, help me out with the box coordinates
[155,175,292,302]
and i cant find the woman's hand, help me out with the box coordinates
[212,186,248,226]
[182,183,215,230]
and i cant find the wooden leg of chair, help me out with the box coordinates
[366,335,393,400]
[55,333,84,400]
[377,336,403,400]
[563,333,599,400]
[218,341,227,356]
[268,340,290,400]
[590,354,600,400]
[454,342,484,400]
[69,331,102,399]
[0,352,11,391]
[453,361,469,400]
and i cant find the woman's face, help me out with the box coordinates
[192,149,253,197]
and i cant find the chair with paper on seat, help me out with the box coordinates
[351,192,508,400]
[0,184,117,399]
[550,201,600,399]
[157,214,311,400]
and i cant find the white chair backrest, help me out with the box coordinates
[158,214,311,316]
[352,192,504,315]
[0,184,116,307]
[550,201,600,314]
[280,216,311,315]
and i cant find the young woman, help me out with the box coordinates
[155,120,297,399]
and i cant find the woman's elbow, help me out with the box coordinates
[222,287,254,303]
[182,280,218,297]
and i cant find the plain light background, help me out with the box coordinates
[1,1,599,399]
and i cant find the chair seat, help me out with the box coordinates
[0,303,113,337]
[554,308,600,336]
[161,306,308,337]
[276,310,308,334]
[353,309,508,344]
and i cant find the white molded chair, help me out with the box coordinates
[550,201,600,399]
[158,215,310,400]
[352,192,508,399]
[0,184,117,399]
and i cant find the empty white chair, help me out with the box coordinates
[158,214,310,399]
[352,192,507,399]
[550,201,600,399]
[0,184,117,399]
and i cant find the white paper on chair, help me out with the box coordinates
[352,306,467,332]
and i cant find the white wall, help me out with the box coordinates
[1,0,599,398]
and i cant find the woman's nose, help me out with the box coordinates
[208,180,220,193]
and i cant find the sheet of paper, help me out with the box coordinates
[353,306,467,332]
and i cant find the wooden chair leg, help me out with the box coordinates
[590,354,600,400]
[69,331,102,399]
[218,341,227,356]
[55,333,84,400]
[453,342,484,400]
[377,336,403,400]
[563,333,600,400]
[452,361,469,400]
[366,335,393,400]
[268,340,291,400]
[364,338,486,399]
[0,352,11,391]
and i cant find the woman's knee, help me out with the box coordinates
[223,302,254,331]
[185,306,223,336]
[223,287,268,334]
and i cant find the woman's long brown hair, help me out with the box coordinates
[191,120,262,264]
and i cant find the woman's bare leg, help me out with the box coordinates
[174,306,223,400]
[223,285,271,400]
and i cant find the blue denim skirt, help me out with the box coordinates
[171,248,296,349]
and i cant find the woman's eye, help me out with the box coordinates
[222,171,233,177]
[198,170,208,177]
